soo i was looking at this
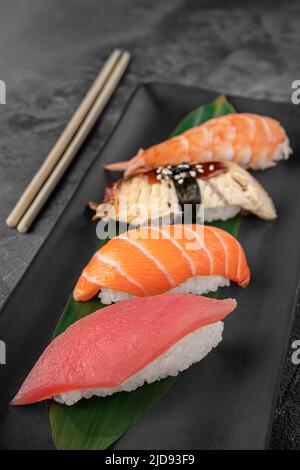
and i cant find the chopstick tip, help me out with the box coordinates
[5,214,18,228]
[16,221,29,234]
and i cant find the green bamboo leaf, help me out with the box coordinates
[208,214,241,238]
[50,376,178,450]
[49,94,239,450]
[171,95,235,137]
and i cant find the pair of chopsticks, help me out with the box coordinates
[6,49,131,233]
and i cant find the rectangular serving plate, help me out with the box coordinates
[1,83,300,450]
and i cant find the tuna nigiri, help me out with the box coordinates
[12,294,237,406]
[106,113,291,176]
[73,224,250,304]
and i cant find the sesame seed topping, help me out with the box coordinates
[209,164,215,171]
[178,163,190,169]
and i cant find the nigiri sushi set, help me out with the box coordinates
[6,89,299,450]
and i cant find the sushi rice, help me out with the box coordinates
[99,275,230,305]
[54,320,224,405]
[200,206,240,223]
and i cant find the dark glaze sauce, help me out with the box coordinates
[147,162,226,183]
[146,162,227,213]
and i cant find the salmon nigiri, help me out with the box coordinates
[12,294,237,406]
[73,224,250,304]
[106,113,291,176]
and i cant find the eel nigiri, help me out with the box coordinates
[73,224,250,304]
[105,113,292,176]
[92,161,276,225]
[12,294,237,406]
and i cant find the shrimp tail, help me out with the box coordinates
[104,161,130,171]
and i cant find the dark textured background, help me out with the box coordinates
[0,0,299,450]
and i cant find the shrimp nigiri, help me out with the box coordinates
[106,113,291,176]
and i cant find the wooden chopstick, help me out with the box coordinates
[16,51,131,233]
[6,49,123,228]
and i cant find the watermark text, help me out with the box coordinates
[291,340,300,365]
[0,340,6,365]
[291,80,300,105]
[0,80,6,104]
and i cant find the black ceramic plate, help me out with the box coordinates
[1,83,300,450]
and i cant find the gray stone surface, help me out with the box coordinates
[0,0,299,449]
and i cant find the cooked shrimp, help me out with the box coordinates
[106,113,291,176]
